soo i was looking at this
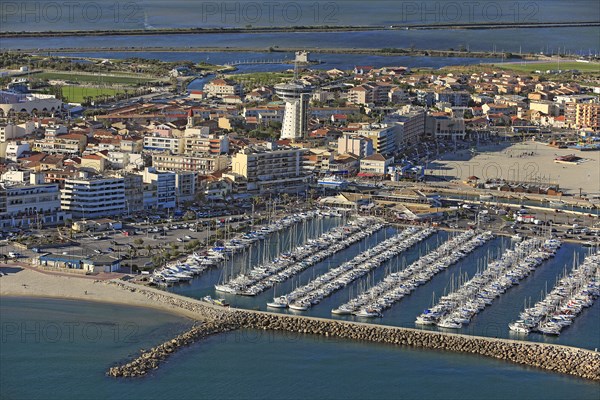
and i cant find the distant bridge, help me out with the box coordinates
[224,59,291,66]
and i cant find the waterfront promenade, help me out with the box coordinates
[2,267,598,381]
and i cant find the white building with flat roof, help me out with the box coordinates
[230,145,309,193]
[0,181,67,228]
[61,177,126,219]
[141,167,176,210]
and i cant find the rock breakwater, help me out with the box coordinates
[106,281,600,381]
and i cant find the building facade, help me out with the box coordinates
[276,82,312,141]
[0,182,66,228]
[338,133,374,158]
[230,145,309,193]
[141,167,176,210]
[61,177,126,219]
[151,153,229,174]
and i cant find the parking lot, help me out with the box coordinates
[0,213,254,271]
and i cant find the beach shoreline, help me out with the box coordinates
[0,266,204,321]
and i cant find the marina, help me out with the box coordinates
[416,237,563,329]
[332,230,494,317]
[158,218,599,350]
[149,210,343,286]
[509,251,600,335]
[215,217,384,296]
[275,227,437,311]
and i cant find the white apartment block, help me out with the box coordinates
[338,133,374,158]
[0,182,67,228]
[204,79,243,98]
[61,177,126,218]
[385,106,426,148]
[151,153,229,174]
[143,134,184,154]
[357,124,397,156]
[4,141,30,162]
[230,145,309,193]
[0,122,35,141]
[141,167,176,210]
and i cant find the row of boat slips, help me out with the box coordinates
[332,230,495,318]
[150,210,341,287]
[212,210,343,256]
[416,237,563,329]
[271,227,437,311]
[150,251,228,286]
[214,218,385,296]
[509,251,600,336]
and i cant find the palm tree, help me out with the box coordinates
[145,244,153,257]
[252,196,263,208]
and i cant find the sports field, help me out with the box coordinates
[33,71,155,85]
[61,86,125,103]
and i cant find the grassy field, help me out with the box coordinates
[230,71,294,88]
[491,61,600,74]
[61,86,125,103]
[33,71,155,85]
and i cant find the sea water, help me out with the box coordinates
[1,297,599,400]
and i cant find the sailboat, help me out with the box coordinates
[267,284,289,308]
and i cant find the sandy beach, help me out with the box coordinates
[433,141,600,196]
[0,265,205,320]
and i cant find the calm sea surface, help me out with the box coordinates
[3,27,599,55]
[2,0,599,31]
[1,297,599,400]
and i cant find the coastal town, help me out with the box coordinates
[1,45,600,390]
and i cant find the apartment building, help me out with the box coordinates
[33,133,87,155]
[143,134,184,154]
[175,171,197,204]
[434,91,471,107]
[426,115,467,140]
[385,106,426,147]
[229,145,309,193]
[356,124,397,156]
[151,153,229,174]
[338,133,374,158]
[359,153,394,176]
[0,181,67,228]
[183,131,229,155]
[120,173,144,214]
[61,177,126,219]
[204,78,243,98]
[347,84,391,105]
[141,167,176,210]
[566,102,600,131]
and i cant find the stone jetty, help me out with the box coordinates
[106,281,600,381]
